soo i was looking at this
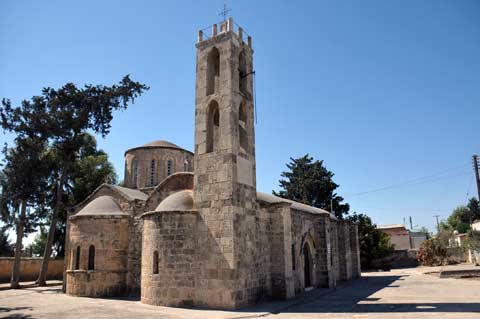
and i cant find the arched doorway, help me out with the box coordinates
[303,243,313,288]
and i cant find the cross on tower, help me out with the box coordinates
[219,3,231,21]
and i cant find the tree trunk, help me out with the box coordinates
[11,199,27,289]
[37,168,66,286]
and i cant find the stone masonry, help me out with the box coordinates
[65,18,361,310]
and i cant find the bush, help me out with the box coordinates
[417,237,448,266]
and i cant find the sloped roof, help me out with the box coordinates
[377,224,406,230]
[125,140,192,155]
[155,190,194,212]
[256,192,332,217]
[76,195,128,217]
[109,185,148,201]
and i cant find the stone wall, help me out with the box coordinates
[0,258,63,283]
[66,216,130,297]
[330,220,340,284]
[349,224,361,278]
[66,186,144,295]
[141,211,198,307]
[144,173,194,211]
[337,221,352,281]
[291,210,332,294]
[266,203,294,300]
[124,147,193,189]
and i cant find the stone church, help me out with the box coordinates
[65,18,361,310]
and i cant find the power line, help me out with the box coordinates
[345,163,470,197]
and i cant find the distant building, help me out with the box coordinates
[377,224,427,250]
[471,220,480,232]
[410,232,428,249]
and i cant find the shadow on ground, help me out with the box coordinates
[248,274,480,315]
[0,307,34,319]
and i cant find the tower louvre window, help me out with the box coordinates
[239,101,248,152]
[239,50,247,94]
[206,47,220,95]
[206,100,220,153]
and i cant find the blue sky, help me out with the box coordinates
[1,0,479,234]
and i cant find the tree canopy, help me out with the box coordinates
[274,154,350,219]
[0,229,13,257]
[441,198,480,234]
[346,213,394,269]
[0,75,148,285]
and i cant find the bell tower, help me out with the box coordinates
[193,18,258,309]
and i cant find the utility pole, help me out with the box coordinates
[409,216,413,230]
[433,215,440,232]
[473,155,480,201]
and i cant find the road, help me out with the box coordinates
[1,267,479,319]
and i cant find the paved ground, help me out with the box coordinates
[1,266,479,319]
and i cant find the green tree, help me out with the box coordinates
[0,139,50,288]
[29,226,48,257]
[467,197,480,221]
[274,154,350,219]
[446,206,472,234]
[346,213,394,269]
[0,228,13,256]
[48,133,117,257]
[1,75,148,285]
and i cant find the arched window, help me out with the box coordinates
[74,246,80,270]
[132,159,139,188]
[153,251,159,274]
[206,100,220,153]
[167,159,173,176]
[206,47,220,95]
[239,50,247,94]
[238,102,248,152]
[150,159,155,186]
[183,159,189,172]
[88,245,95,270]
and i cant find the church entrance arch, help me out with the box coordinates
[303,242,313,288]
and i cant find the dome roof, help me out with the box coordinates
[76,196,128,217]
[155,190,194,212]
[125,140,192,154]
[142,140,182,148]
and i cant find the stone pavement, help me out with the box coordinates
[1,267,479,319]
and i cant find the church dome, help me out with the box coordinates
[76,195,128,217]
[124,140,192,154]
[155,190,194,212]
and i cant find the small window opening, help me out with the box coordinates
[133,159,139,188]
[150,159,155,186]
[153,251,159,274]
[167,159,173,176]
[88,245,95,270]
[183,159,189,172]
[292,244,296,270]
[75,246,80,270]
